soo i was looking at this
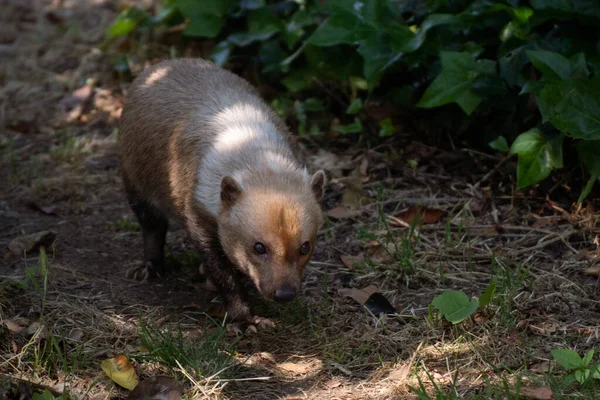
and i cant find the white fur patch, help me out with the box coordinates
[195,102,299,216]
[143,66,170,88]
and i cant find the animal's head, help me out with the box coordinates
[218,170,325,303]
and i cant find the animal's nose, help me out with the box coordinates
[273,285,297,303]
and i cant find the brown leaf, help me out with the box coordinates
[359,157,369,181]
[519,386,553,400]
[530,361,553,373]
[58,84,93,109]
[342,167,364,210]
[366,243,394,264]
[390,206,444,227]
[4,320,24,334]
[327,206,360,220]
[338,285,378,305]
[584,266,600,278]
[277,361,318,375]
[8,230,56,255]
[388,361,411,383]
[339,254,364,270]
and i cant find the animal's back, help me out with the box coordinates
[118,58,294,218]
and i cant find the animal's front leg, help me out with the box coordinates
[202,241,252,322]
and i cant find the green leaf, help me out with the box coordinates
[334,119,363,134]
[499,46,532,87]
[106,7,147,37]
[489,136,509,152]
[583,349,595,367]
[346,98,363,115]
[530,0,600,19]
[590,363,600,379]
[551,349,584,370]
[570,53,591,79]
[176,0,231,37]
[283,10,316,48]
[210,41,231,66]
[417,51,496,115]
[536,77,600,140]
[526,50,572,80]
[392,14,457,53]
[183,14,224,37]
[431,290,479,324]
[228,7,283,46]
[357,34,401,89]
[509,128,563,190]
[575,140,600,203]
[307,15,373,46]
[478,282,496,308]
[564,373,578,387]
[378,118,396,137]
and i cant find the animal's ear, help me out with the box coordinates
[309,170,326,201]
[221,176,242,210]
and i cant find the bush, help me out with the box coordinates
[105,0,600,202]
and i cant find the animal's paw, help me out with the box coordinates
[125,261,162,281]
[246,316,276,331]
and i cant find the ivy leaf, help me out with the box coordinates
[509,128,563,190]
[570,53,591,79]
[357,34,401,89]
[334,119,363,134]
[106,7,147,37]
[551,349,584,370]
[307,15,372,46]
[526,50,572,80]
[529,0,600,19]
[575,140,600,203]
[416,51,496,115]
[346,98,363,115]
[228,7,283,46]
[392,14,457,53]
[536,77,600,140]
[378,118,396,137]
[431,290,479,324]
[210,41,232,66]
[489,136,509,152]
[499,45,532,87]
[176,0,230,38]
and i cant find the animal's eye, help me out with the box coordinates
[299,241,311,256]
[253,242,267,255]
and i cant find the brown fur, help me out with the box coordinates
[118,58,325,321]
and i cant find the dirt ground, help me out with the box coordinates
[1,0,600,399]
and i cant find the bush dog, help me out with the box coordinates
[118,58,325,323]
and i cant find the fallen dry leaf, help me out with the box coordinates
[339,254,364,270]
[584,266,600,278]
[327,206,360,220]
[342,167,363,210]
[8,230,56,255]
[277,361,317,375]
[338,285,378,305]
[530,361,553,373]
[127,375,182,400]
[101,355,139,391]
[366,243,394,264]
[67,328,83,342]
[4,320,24,334]
[58,84,93,109]
[519,385,553,400]
[390,206,444,227]
[388,361,411,383]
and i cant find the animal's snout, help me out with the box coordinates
[273,285,297,303]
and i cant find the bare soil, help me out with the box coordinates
[1,1,600,399]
